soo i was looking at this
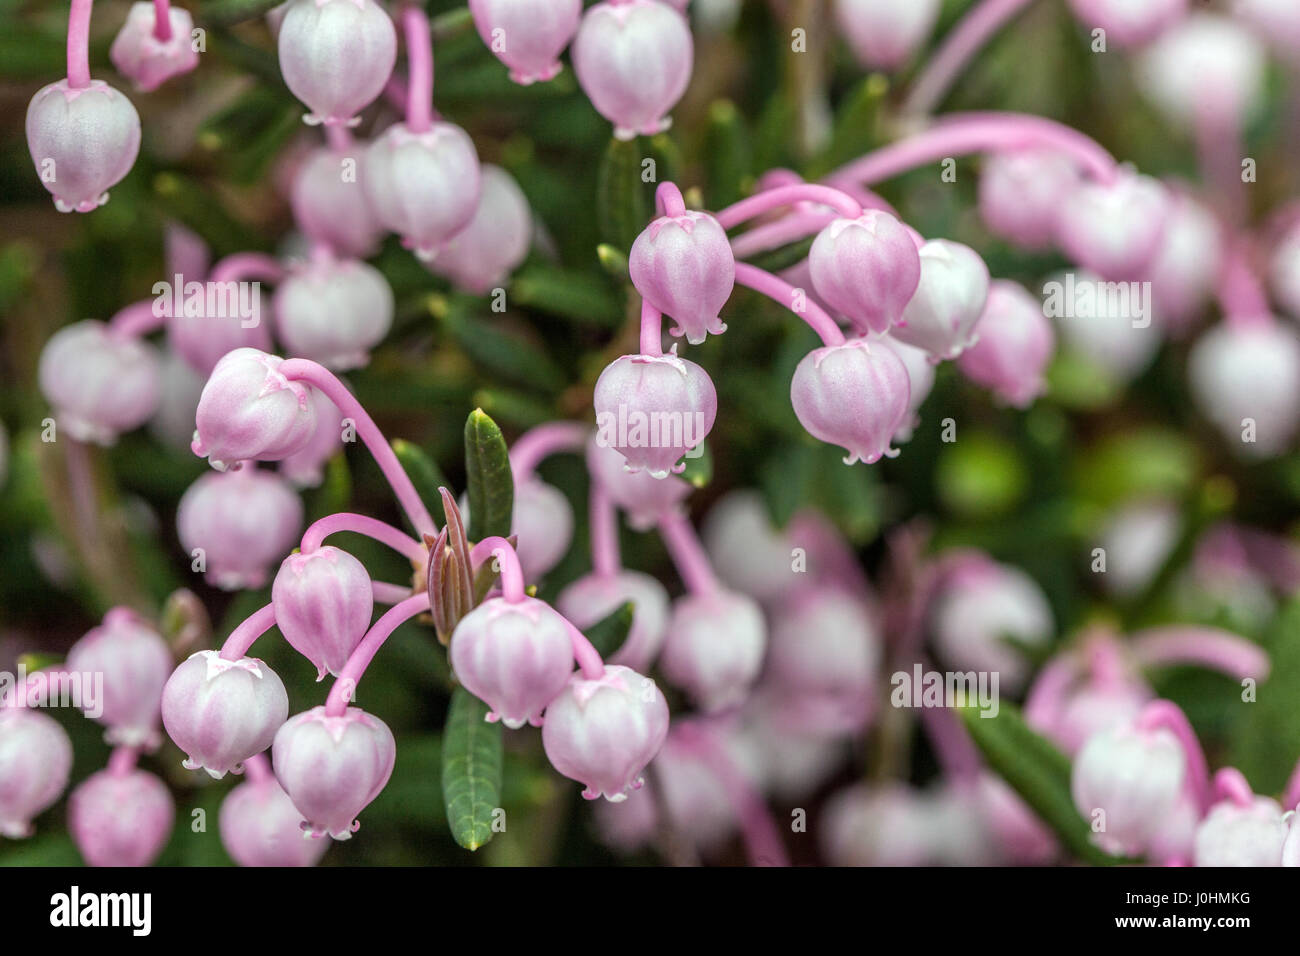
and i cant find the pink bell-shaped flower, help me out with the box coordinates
[177,468,303,590]
[557,570,670,673]
[162,650,290,778]
[149,351,206,450]
[541,665,670,801]
[65,607,172,748]
[272,705,396,840]
[109,1,200,93]
[1188,321,1300,459]
[363,120,482,261]
[808,211,921,336]
[660,589,766,712]
[977,148,1080,250]
[957,280,1055,407]
[26,80,140,213]
[290,145,386,259]
[832,0,942,71]
[876,335,934,443]
[790,337,911,465]
[585,434,691,529]
[449,596,575,728]
[892,239,990,361]
[512,479,574,582]
[1194,793,1288,866]
[0,707,73,838]
[1056,171,1170,281]
[275,252,393,371]
[192,347,319,470]
[469,0,583,85]
[1065,0,1187,48]
[429,165,533,294]
[277,0,397,126]
[593,351,717,478]
[571,0,693,140]
[277,385,344,488]
[1052,269,1162,384]
[68,767,174,867]
[1235,0,1300,65]
[1271,223,1300,321]
[220,773,330,867]
[38,320,160,445]
[1137,13,1265,131]
[272,546,374,680]
[166,296,275,379]
[630,210,735,345]
[1148,192,1223,332]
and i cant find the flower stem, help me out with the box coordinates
[589,483,621,578]
[403,3,434,134]
[714,183,862,230]
[1210,767,1254,807]
[107,745,139,777]
[372,580,414,604]
[640,299,664,357]
[219,602,278,660]
[562,616,606,680]
[728,208,836,259]
[681,726,789,867]
[1136,699,1211,813]
[1130,626,1270,682]
[919,704,981,782]
[1216,242,1274,328]
[657,511,719,595]
[655,181,686,217]
[67,0,93,89]
[208,252,284,284]
[509,422,589,481]
[325,592,431,717]
[107,300,167,341]
[300,512,426,562]
[469,537,526,602]
[733,262,845,346]
[243,751,273,784]
[152,0,173,42]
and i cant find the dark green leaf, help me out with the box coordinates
[464,409,514,542]
[393,438,451,527]
[705,99,752,207]
[199,0,285,26]
[511,266,622,327]
[678,441,712,489]
[585,602,636,658]
[596,137,651,254]
[441,688,504,851]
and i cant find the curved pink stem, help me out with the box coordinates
[829,112,1119,187]
[372,580,414,605]
[1217,242,1274,329]
[107,746,139,777]
[714,184,863,230]
[325,124,353,151]
[509,422,589,480]
[403,4,434,133]
[679,726,789,867]
[1130,627,1270,682]
[589,483,621,578]
[152,0,173,41]
[1211,767,1254,808]
[107,299,167,341]
[279,359,437,535]
[1022,655,1078,732]
[1195,111,1246,228]
[243,752,274,784]
[919,704,982,782]
[219,603,278,660]
[325,592,431,716]
[657,510,720,595]
[561,616,606,680]
[1136,699,1211,813]
[901,0,1039,117]
[67,0,93,89]
[300,512,426,562]
[728,208,837,259]
[733,262,845,346]
[469,537,526,602]
[655,181,687,217]
[209,253,284,285]
[640,299,664,357]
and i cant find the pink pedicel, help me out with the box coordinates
[38,320,160,445]
[832,0,942,72]
[290,146,386,259]
[557,570,670,673]
[162,649,289,779]
[26,80,141,213]
[541,664,670,801]
[1056,171,1170,281]
[585,435,691,530]
[430,165,533,294]
[1188,322,1300,459]
[630,211,735,345]
[593,352,717,478]
[449,596,575,729]
[272,546,375,680]
[109,1,200,93]
[277,0,397,126]
[1137,14,1265,131]
[272,705,396,840]
[892,239,990,361]
[278,385,344,488]
[176,468,303,590]
[191,348,319,470]
[469,0,583,86]
[660,589,766,713]
[571,0,694,140]
[790,338,911,466]
[0,708,74,838]
[363,121,482,261]
[65,607,172,748]
[275,252,394,371]
[68,766,174,867]
[808,210,921,336]
[220,772,329,867]
[957,280,1055,408]
[1065,0,1188,49]
[977,148,1080,250]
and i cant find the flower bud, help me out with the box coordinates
[808,211,922,335]
[429,165,533,294]
[1098,501,1179,598]
[162,650,289,778]
[275,253,393,371]
[449,596,575,728]
[542,665,670,801]
[68,768,174,867]
[1188,322,1300,459]
[38,320,160,445]
[660,589,766,712]
[0,708,73,838]
[820,783,938,866]
[65,608,172,748]
[278,385,344,487]
[177,469,303,590]
[469,0,583,85]
[651,728,740,851]
[512,479,574,582]
[790,338,911,465]
[593,351,717,478]
[220,775,329,867]
[1137,14,1264,129]
[892,239,990,361]
[1270,223,1300,322]
[977,149,1080,250]
[1234,0,1300,64]
[166,295,275,378]
[272,546,374,680]
[572,0,693,140]
[363,121,481,261]
[630,211,735,345]
[26,80,140,213]
[832,0,941,71]
[1194,795,1288,866]
[557,570,670,673]
[1057,172,1169,281]
[290,146,385,259]
[1065,0,1187,49]
[1148,193,1223,332]
[192,348,319,470]
[109,2,200,93]
[277,0,397,126]
[149,351,206,450]
[585,434,691,530]
[956,280,1054,407]
[1053,270,1162,384]
[876,335,935,442]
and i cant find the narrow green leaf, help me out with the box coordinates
[511,265,622,327]
[678,441,713,489]
[806,73,890,179]
[441,689,504,851]
[705,99,752,208]
[742,235,816,274]
[596,244,630,281]
[199,0,285,26]
[392,439,450,527]
[596,137,651,254]
[442,296,567,391]
[464,410,515,542]
[585,602,636,659]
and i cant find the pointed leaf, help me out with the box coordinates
[584,602,636,659]
[464,410,515,542]
[441,688,504,851]
[596,136,651,254]
[392,439,450,527]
